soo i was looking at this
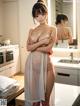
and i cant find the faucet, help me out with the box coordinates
[70,52,74,61]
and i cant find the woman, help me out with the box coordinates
[55,14,73,48]
[24,0,57,106]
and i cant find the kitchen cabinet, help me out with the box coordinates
[55,66,79,86]
[78,71,80,86]
[0,45,20,77]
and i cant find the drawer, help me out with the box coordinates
[55,67,78,75]
[77,71,80,86]
[55,71,78,85]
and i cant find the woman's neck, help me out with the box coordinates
[39,21,47,26]
[57,24,64,28]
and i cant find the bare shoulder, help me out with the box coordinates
[29,27,34,33]
[48,25,57,38]
[29,25,40,33]
[49,25,56,32]
[65,27,71,33]
[28,27,36,36]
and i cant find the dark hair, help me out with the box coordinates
[37,0,44,3]
[32,0,48,18]
[55,14,68,25]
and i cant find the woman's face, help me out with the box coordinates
[35,14,47,24]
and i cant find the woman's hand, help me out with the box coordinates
[40,38,50,45]
[27,38,50,51]
[36,47,53,55]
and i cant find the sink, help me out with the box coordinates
[59,59,80,64]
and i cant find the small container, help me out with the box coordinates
[3,39,11,45]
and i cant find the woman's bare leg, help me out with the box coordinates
[46,68,55,101]
[42,63,55,106]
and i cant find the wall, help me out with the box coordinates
[18,0,37,72]
[0,0,37,72]
[50,0,56,25]
[76,0,80,48]
[0,0,3,36]
[2,0,19,44]
[62,2,73,34]
[53,48,80,58]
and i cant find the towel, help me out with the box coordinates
[0,75,19,97]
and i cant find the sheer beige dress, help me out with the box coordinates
[24,27,56,106]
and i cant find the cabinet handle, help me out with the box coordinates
[57,72,70,77]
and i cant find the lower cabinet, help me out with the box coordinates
[55,66,79,86]
[7,99,15,106]
[78,71,80,86]
[15,92,24,106]
[0,64,16,77]
[0,45,20,77]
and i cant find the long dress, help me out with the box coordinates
[25,51,48,105]
[24,34,54,106]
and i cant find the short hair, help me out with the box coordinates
[55,14,68,25]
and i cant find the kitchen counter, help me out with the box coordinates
[54,83,80,106]
[4,73,24,103]
[0,44,19,50]
[52,47,80,52]
[4,73,79,106]
[51,57,80,69]
[12,74,80,106]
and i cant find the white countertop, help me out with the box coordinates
[52,48,80,52]
[0,44,19,50]
[54,83,80,106]
[51,57,80,69]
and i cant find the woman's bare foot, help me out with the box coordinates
[33,102,40,106]
[42,101,49,106]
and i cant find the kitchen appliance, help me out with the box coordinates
[0,49,14,68]
[3,39,11,45]
[6,51,13,62]
[0,39,11,46]
[0,52,4,64]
